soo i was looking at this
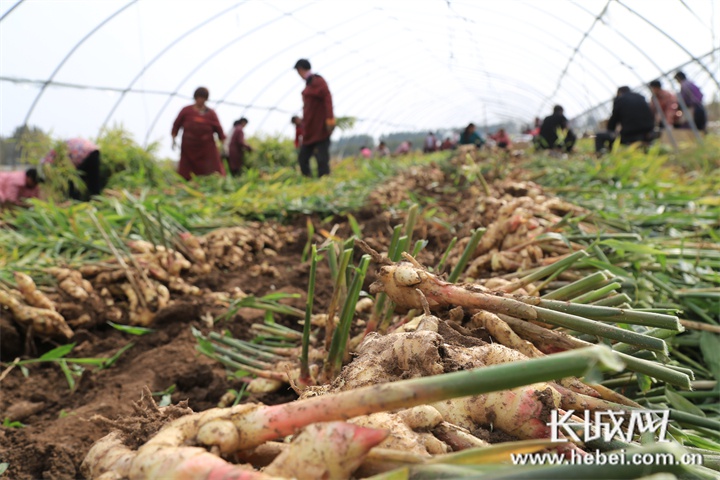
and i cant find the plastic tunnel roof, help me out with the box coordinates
[1,0,718,159]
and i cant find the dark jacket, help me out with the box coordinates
[538,113,574,149]
[301,74,334,145]
[608,92,654,140]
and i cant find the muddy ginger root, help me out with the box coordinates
[263,422,388,480]
[85,403,385,480]
[0,289,73,339]
[349,407,449,456]
[432,383,561,441]
[337,329,445,389]
[14,272,55,311]
[178,232,207,263]
[471,311,542,359]
[342,325,567,443]
[59,277,89,301]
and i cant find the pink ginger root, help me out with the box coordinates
[264,421,388,480]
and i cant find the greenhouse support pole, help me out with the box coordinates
[0,0,24,22]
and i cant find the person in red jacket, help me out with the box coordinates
[490,128,512,149]
[171,87,226,180]
[227,117,253,176]
[294,59,335,177]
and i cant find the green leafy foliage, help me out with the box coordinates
[2,342,134,391]
[2,418,24,428]
[0,124,51,166]
[98,127,177,189]
[107,321,155,336]
[39,139,87,201]
[245,135,297,172]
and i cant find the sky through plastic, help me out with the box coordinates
[1,0,718,159]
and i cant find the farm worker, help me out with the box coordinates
[440,137,455,150]
[291,115,304,149]
[227,117,253,176]
[221,120,238,163]
[529,117,541,137]
[595,86,654,154]
[42,137,103,201]
[0,168,41,206]
[359,146,372,158]
[375,141,390,157]
[459,123,485,148]
[294,59,335,177]
[171,86,226,180]
[459,123,485,147]
[490,128,512,150]
[648,79,678,128]
[423,132,437,153]
[535,106,576,153]
[673,71,706,132]
[394,141,412,156]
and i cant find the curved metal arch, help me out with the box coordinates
[375,41,595,108]
[521,0,677,115]
[160,1,610,142]
[143,3,314,145]
[242,23,476,131]
[256,47,584,141]
[252,25,591,135]
[540,0,610,111]
[241,5,544,130]
[569,2,717,129]
[22,0,138,129]
[98,1,247,136]
[332,69,543,141]
[346,4,612,112]
[274,4,616,131]
[616,0,720,91]
[524,2,611,111]
[0,0,23,22]
[214,6,381,111]
[252,43,484,134]
[348,75,542,137]
[340,47,601,137]
[593,2,717,87]
[439,0,619,109]
[249,27,478,132]
[373,16,611,104]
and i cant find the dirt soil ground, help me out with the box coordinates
[0,159,542,479]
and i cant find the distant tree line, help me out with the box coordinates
[0,125,51,167]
